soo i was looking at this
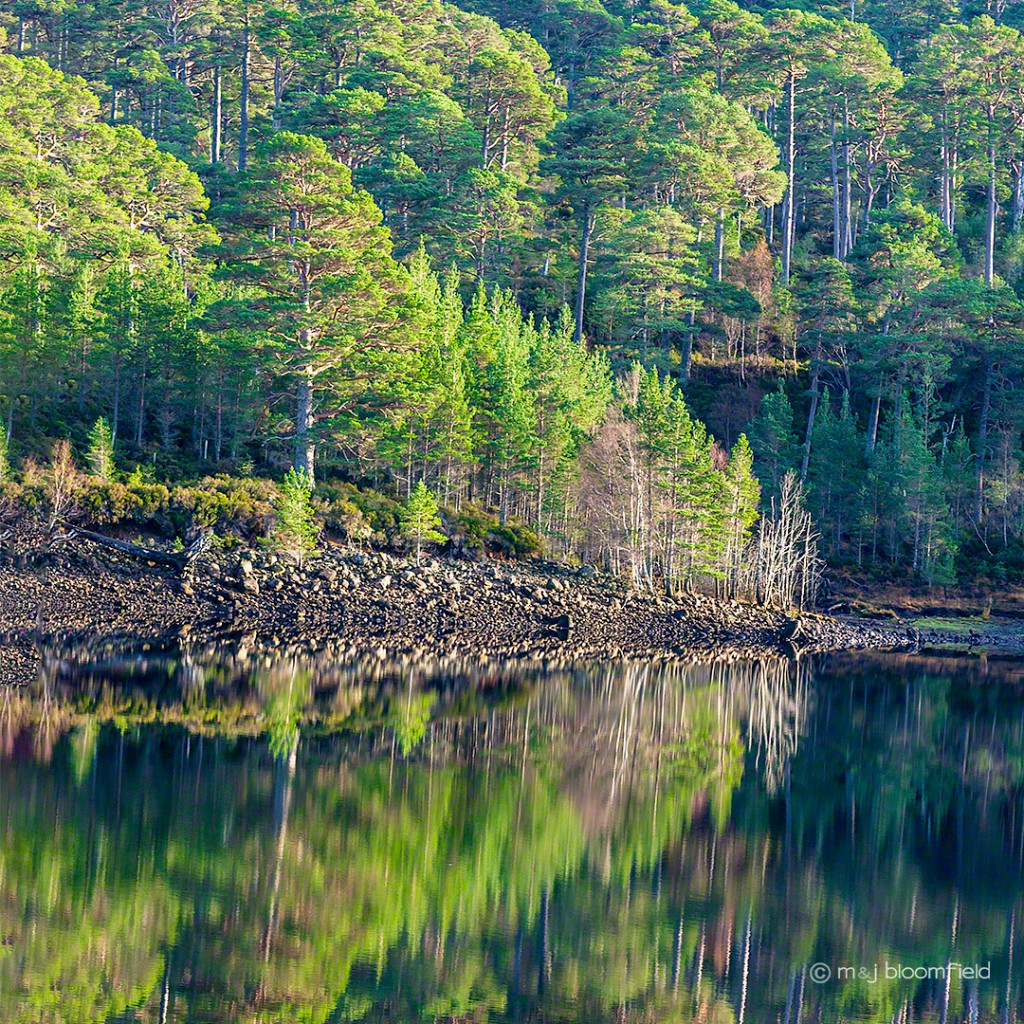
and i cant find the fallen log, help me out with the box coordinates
[62,528,209,572]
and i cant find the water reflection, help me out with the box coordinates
[0,651,1022,1022]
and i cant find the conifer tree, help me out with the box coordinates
[724,432,760,592]
[86,417,115,481]
[216,132,411,479]
[807,389,865,555]
[402,481,446,565]
[275,467,318,566]
[750,386,800,499]
[0,428,9,483]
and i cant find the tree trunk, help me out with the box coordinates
[295,370,316,478]
[500,106,511,170]
[862,161,878,228]
[830,110,841,260]
[573,208,594,344]
[480,91,491,166]
[949,140,959,233]
[135,352,146,448]
[940,125,951,232]
[781,73,796,288]
[274,54,284,127]
[65,528,208,571]
[800,365,820,482]
[842,96,853,257]
[238,19,251,172]
[215,369,223,462]
[976,359,993,522]
[1013,156,1024,233]
[112,355,122,442]
[986,139,997,286]
[212,65,222,165]
[714,207,725,281]
[866,391,881,456]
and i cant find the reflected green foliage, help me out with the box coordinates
[2,653,1024,1022]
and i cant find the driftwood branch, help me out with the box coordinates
[63,529,210,572]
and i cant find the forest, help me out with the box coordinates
[4,0,1024,588]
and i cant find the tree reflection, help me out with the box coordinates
[0,652,1023,1022]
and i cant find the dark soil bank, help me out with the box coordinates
[0,542,993,685]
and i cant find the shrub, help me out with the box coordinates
[129,482,172,523]
[322,497,373,546]
[77,479,173,528]
[451,505,542,558]
[451,504,495,551]
[169,476,278,536]
[318,481,402,542]
[488,519,542,558]
[80,481,139,525]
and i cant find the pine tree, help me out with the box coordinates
[275,467,319,566]
[724,433,760,592]
[402,481,446,565]
[417,257,476,504]
[215,132,412,479]
[529,306,612,530]
[807,389,866,556]
[895,408,955,583]
[486,288,538,523]
[750,385,800,499]
[86,417,116,481]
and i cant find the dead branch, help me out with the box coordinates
[61,529,209,572]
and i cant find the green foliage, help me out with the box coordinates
[86,418,115,482]
[387,689,438,755]
[170,477,279,536]
[319,481,404,542]
[451,504,499,552]
[450,504,542,557]
[749,385,800,498]
[806,389,865,556]
[6,0,1024,582]
[487,518,543,557]
[275,468,319,566]
[402,481,446,563]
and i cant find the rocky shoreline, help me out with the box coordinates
[0,540,1007,686]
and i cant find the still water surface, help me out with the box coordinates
[2,650,1024,1023]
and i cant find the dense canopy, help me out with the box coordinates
[5,0,1024,582]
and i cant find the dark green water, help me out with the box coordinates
[2,650,1024,1023]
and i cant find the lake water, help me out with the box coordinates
[2,649,1024,1023]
